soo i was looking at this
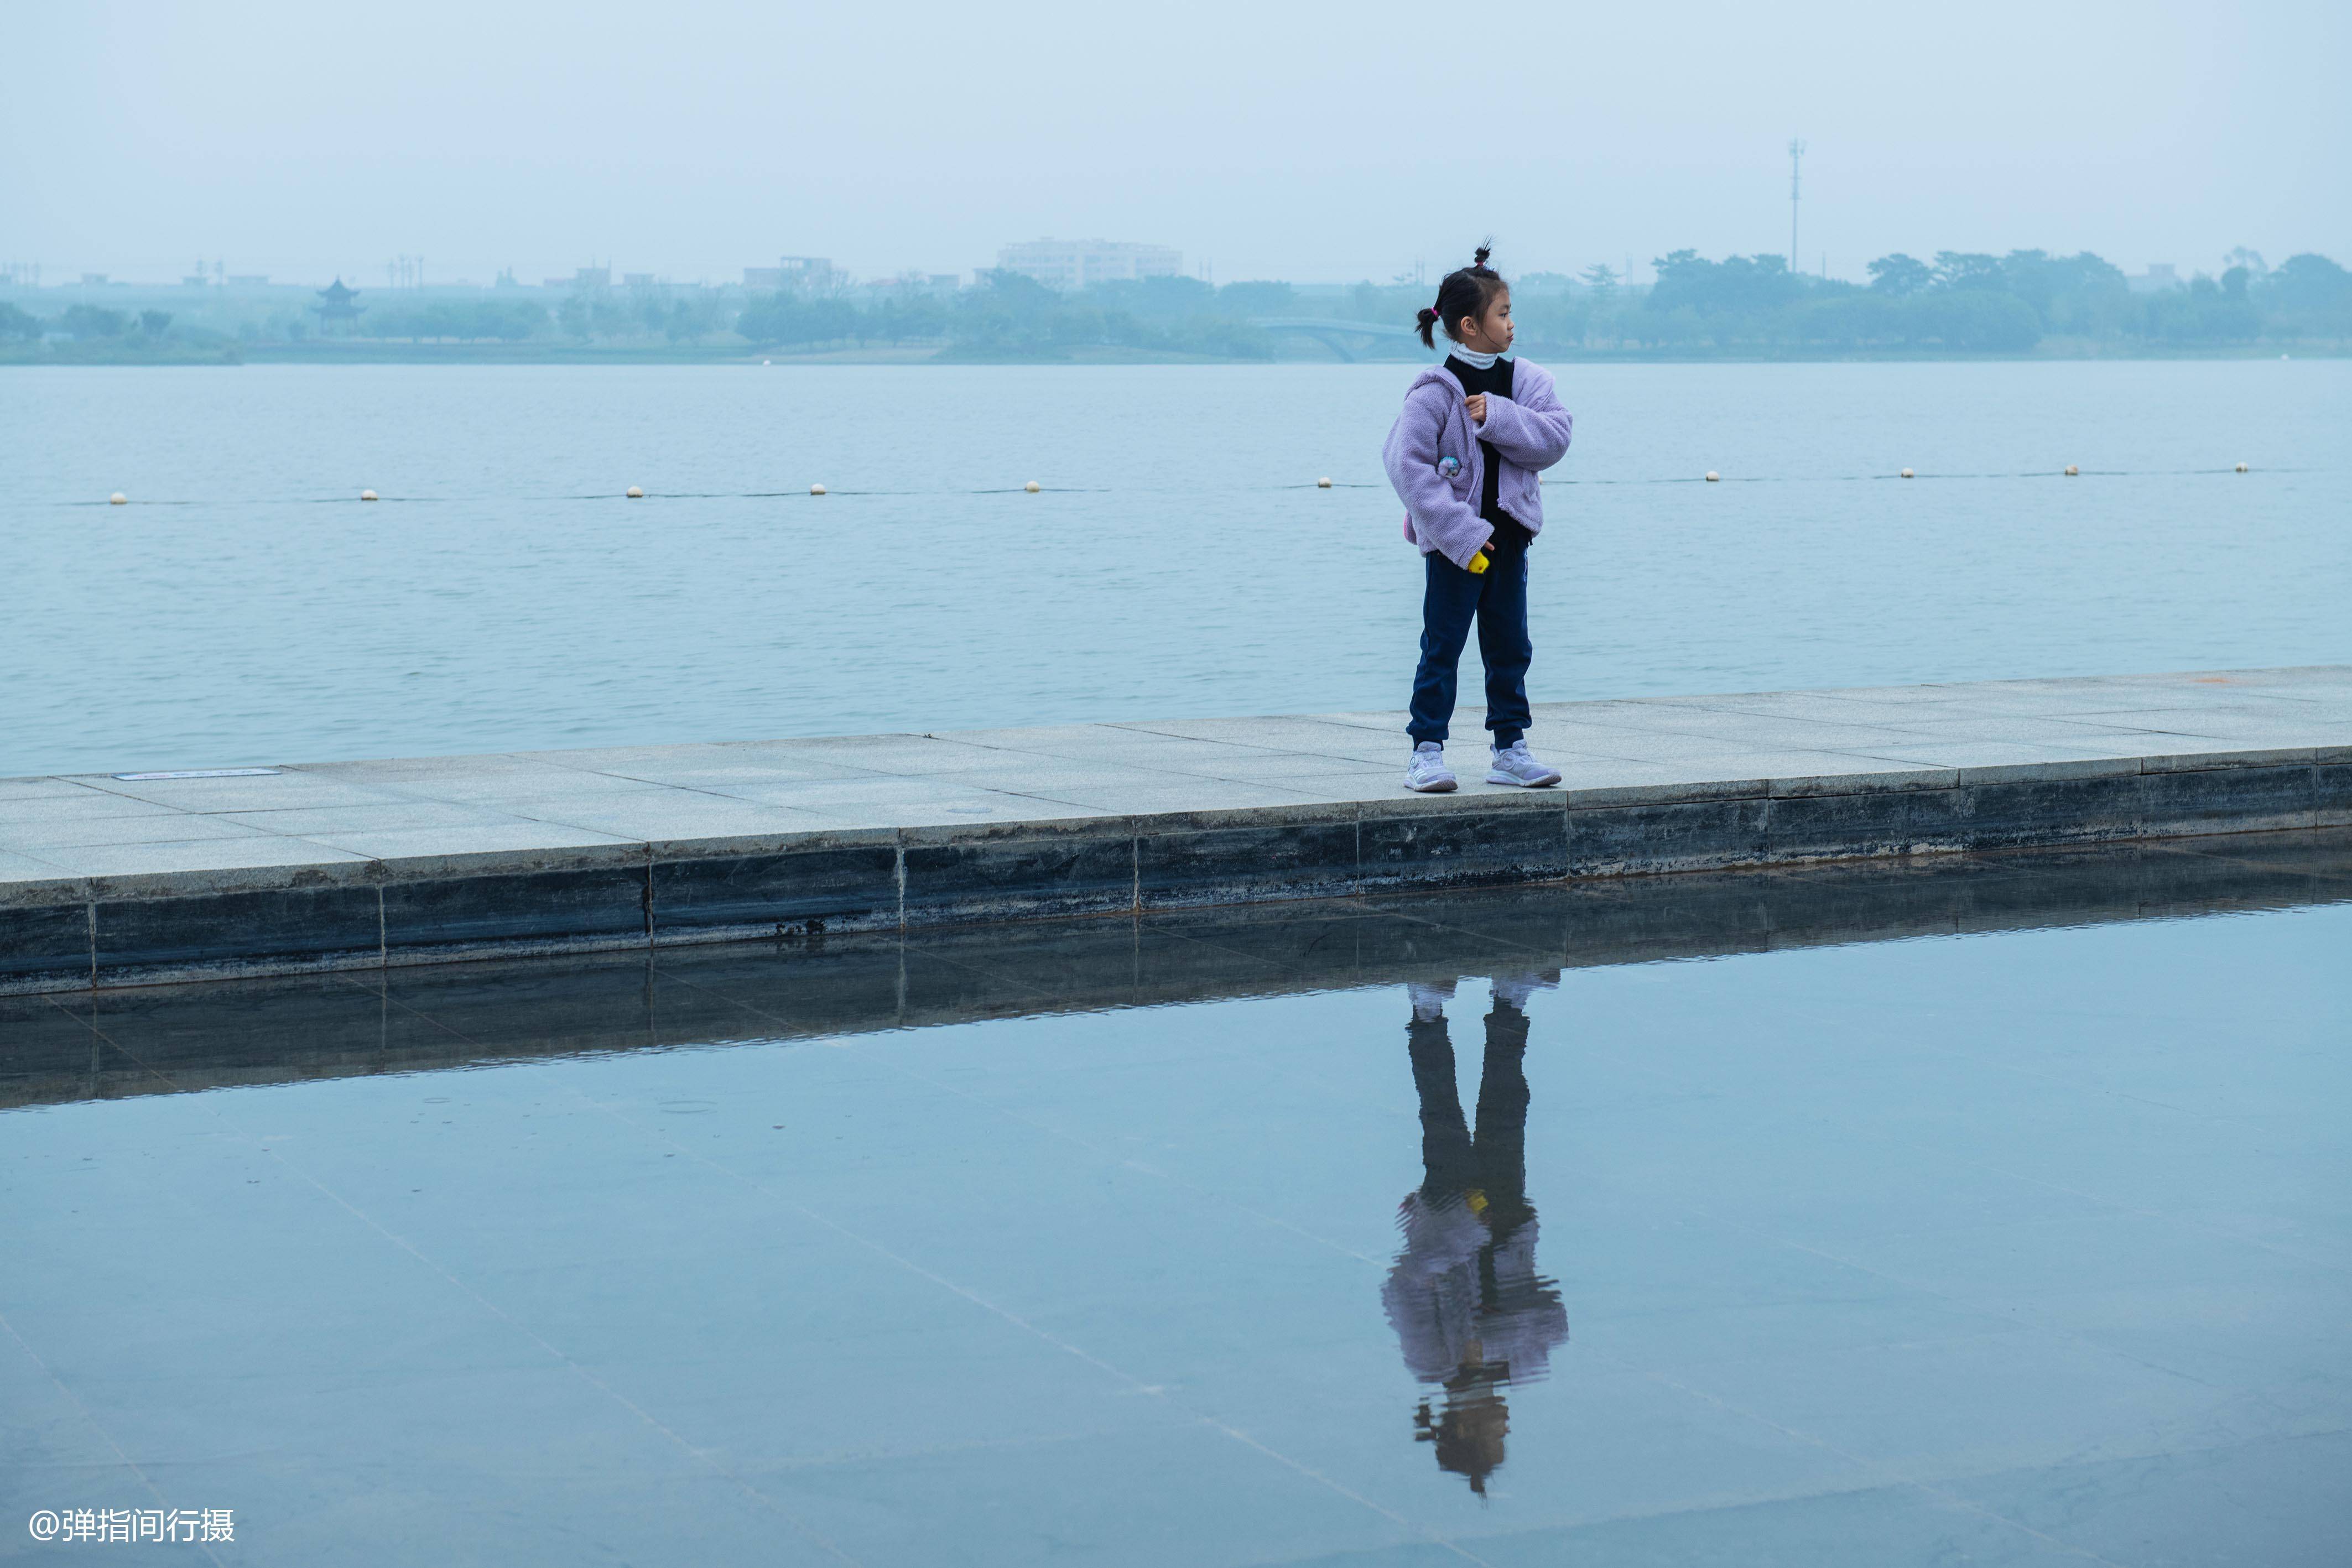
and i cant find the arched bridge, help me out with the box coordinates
[1252,317,1421,362]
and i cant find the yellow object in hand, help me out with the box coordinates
[1467,547,1491,576]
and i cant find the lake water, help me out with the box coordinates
[6,359,2349,777]
[6,839,2350,1565]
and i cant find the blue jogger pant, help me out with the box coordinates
[1408,534,1531,748]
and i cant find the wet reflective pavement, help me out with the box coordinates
[6,833,2351,1565]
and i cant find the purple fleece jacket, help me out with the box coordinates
[1381,359,1574,569]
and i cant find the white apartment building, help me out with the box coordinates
[995,238,1183,291]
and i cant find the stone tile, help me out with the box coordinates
[27,838,371,879]
[936,723,1212,757]
[0,779,120,803]
[0,791,192,829]
[652,840,902,941]
[789,796,1118,831]
[733,733,1012,775]
[1028,779,1341,815]
[0,812,280,853]
[1846,739,2153,772]
[1131,751,1406,784]
[509,741,896,786]
[1586,711,1927,752]
[95,882,383,984]
[296,822,642,861]
[1651,691,1979,725]
[1109,715,1408,763]
[85,772,414,812]
[899,760,1210,795]
[0,848,74,881]
[297,754,596,794]
[519,796,842,845]
[703,776,1048,811]
[1879,714,2204,746]
[215,801,542,836]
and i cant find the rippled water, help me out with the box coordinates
[7,359,2347,776]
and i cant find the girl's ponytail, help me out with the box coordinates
[1414,306,1442,349]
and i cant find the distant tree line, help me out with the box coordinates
[1477,249,2352,355]
[0,302,176,341]
[736,272,1279,358]
[4,250,2346,358]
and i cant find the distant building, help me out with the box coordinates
[995,238,1182,291]
[313,278,364,334]
[622,273,659,289]
[543,267,611,291]
[2127,263,2181,295]
[743,257,838,293]
[227,275,270,288]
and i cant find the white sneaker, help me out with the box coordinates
[1407,980,1454,1021]
[1404,742,1457,793]
[1490,972,1559,1010]
[1486,739,1563,787]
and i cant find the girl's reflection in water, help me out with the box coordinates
[1382,974,1570,1497]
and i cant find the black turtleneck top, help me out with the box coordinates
[1443,354,1531,549]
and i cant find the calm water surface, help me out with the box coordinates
[6,360,2348,775]
[4,846,2349,1565]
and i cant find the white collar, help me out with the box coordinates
[1448,345,1505,370]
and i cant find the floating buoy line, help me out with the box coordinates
[74,462,2287,508]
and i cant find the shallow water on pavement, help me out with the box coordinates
[6,838,2349,1565]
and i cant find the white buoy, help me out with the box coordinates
[361,489,379,502]
[2064,465,2079,477]
[1317,476,1333,488]
[809,483,826,496]
[2235,462,2249,473]
[109,491,127,505]
[1704,471,1719,483]
[626,486,644,499]
[1899,468,1914,480]
[763,359,772,366]
[1024,480,1040,493]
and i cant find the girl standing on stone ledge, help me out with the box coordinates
[1382,243,1575,794]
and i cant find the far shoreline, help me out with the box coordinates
[2,342,2340,369]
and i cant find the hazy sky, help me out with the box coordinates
[8,0,2346,286]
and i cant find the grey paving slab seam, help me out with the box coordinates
[2,666,2347,993]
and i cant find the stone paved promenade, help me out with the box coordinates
[4,666,2348,991]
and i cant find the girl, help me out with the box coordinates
[1381,244,1574,793]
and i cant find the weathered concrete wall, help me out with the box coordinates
[8,827,2348,1110]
